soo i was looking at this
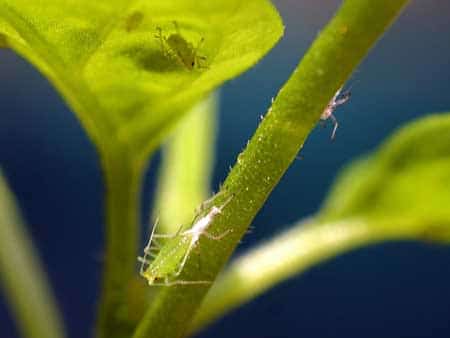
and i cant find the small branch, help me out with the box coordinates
[0,171,67,338]
[191,216,429,332]
[95,147,145,338]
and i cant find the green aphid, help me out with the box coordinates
[138,194,233,286]
[155,21,207,70]
[125,11,144,32]
[139,233,207,286]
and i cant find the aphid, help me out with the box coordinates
[155,21,207,70]
[138,194,233,286]
[125,11,144,32]
[320,86,351,140]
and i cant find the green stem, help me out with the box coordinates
[121,95,220,328]
[133,1,410,338]
[0,171,67,338]
[191,216,429,332]
[153,93,218,234]
[95,147,145,338]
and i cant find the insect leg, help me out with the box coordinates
[217,193,235,212]
[152,233,178,238]
[194,37,205,54]
[142,252,157,259]
[143,247,159,258]
[154,27,167,56]
[334,91,351,107]
[138,255,155,275]
[150,278,211,286]
[202,229,233,240]
[196,191,225,212]
[166,279,211,286]
[194,38,208,69]
[146,239,162,250]
[140,217,178,275]
[172,21,181,34]
[139,245,159,275]
[192,191,226,223]
[143,218,162,253]
[152,223,184,239]
[196,56,209,69]
[329,113,339,140]
[173,240,195,277]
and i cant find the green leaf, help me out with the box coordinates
[0,170,66,338]
[134,1,410,338]
[192,113,450,332]
[0,0,283,157]
[0,1,282,337]
[320,114,450,240]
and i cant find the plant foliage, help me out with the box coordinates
[3,2,445,338]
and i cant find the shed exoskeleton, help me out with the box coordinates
[138,194,234,286]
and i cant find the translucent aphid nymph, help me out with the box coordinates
[320,86,351,140]
[138,194,233,286]
[155,21,207,70]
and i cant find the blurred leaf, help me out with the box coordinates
[152,93,218,234]
[0,0,283,157]
[0,170,66,338]
[321,113,450,241]
[192,113,450,331]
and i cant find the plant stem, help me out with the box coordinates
[133,1,411,338]
[0,171,67,338]
[153,94,218,234]
[95,146,145,338]
[191,216,431,332]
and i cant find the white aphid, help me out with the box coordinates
[175,196,233,276]
[320,86,351,140]
[138,194,234,286]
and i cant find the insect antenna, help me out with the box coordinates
[330,113,339,140]
[172,21,181,34]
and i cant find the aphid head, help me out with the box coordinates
[210,206,222,217]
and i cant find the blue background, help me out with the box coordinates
[1,0,450,337]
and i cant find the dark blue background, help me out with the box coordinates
[1,1,450,337]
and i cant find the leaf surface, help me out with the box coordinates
[0,0,283,156]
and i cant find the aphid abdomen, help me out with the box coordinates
[142,235,191,285]
[166,34,190,50]
[166,34,196,69]
[139,194,233,286]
